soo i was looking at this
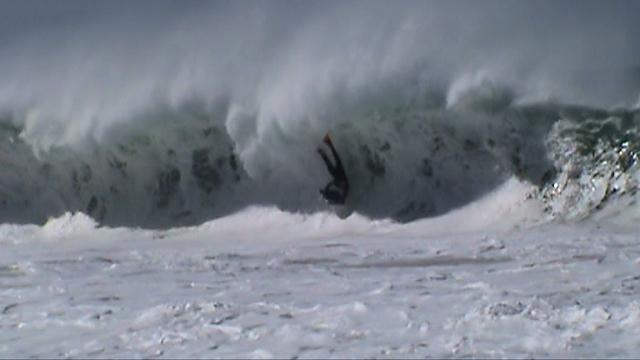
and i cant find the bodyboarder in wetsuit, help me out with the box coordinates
[318,134,349,205]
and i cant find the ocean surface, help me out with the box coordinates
[1,1,640,357]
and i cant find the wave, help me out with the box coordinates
[1,2,639,228]
[1,86,638,228]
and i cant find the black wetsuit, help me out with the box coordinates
[318,139,349,205]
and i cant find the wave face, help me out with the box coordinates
[0,1,639,227]
[1,96,638,227]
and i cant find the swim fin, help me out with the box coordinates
[323,133,332,146]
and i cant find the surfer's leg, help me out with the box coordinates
[318,148,337,176]
[326,140,346,175]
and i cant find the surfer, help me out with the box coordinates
[318,134,349,205]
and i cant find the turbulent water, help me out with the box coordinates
[4,2,640,358]
[0,0,639,228]
[1,96,639,228]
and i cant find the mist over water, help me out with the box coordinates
[1,1,638,145]
[0,0,639,226]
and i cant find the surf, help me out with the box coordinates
[0,92,638,228]
[0,1,639,228]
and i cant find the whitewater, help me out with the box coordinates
[1,0,640,357]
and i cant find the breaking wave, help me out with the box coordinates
[1,87,638,228]
[0,1,639,228]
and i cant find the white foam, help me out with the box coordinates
[2,196,640,357]
[398,177,544,237]
[41,212,97,240]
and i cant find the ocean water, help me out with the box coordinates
[1,1,640,357]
